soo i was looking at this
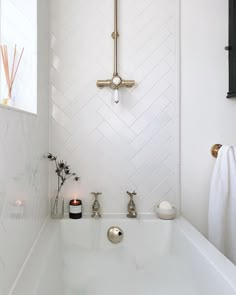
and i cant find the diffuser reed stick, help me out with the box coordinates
[0,44,24,104]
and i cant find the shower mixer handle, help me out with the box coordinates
[126,191,137,199]
[96,80,112,88]
[122,80,135,88]
[97,79,135,89]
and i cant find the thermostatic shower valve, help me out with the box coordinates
[96,0,135,103]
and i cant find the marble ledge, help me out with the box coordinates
[0,103,37,117]
[59,213,163,221]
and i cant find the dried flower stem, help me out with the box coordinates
[48,153,80,216]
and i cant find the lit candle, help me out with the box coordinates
[72,197,78,205]
[11,200,25,219]
[69,196,82,219]
[15,200,23,206]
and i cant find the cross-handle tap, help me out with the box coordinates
[91,192,102,218]
[126,191,137,218]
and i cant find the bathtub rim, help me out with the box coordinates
[175,217,236,292]
[8,215,236,295]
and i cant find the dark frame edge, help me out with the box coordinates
[227,90,236,98]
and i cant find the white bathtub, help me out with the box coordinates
[9,216,236,295]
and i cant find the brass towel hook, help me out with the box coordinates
[211,144,222,158]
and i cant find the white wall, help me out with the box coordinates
[0,1,49,294]
[181,0,236,236]
[49,0,180,215]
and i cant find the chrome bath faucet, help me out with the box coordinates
[126,191,137,218]
[91,192,102,218]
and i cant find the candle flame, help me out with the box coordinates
[16,200,22,205]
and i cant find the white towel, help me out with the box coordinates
[208,145,236,264]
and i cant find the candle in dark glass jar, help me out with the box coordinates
[69,198,82,219]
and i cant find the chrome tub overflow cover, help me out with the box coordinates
[107,226,123,244]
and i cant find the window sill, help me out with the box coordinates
[0,103,37,116]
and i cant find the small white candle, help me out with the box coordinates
[159,201,172,210]
[11,200,25,219]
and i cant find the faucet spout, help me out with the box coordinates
[126,191,137,218]
[91,192,102,218]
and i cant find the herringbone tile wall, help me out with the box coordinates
[50,0,179,214]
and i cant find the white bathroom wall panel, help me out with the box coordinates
[50,0,180,214]
[0,1,49,294]
[181,0,236,236]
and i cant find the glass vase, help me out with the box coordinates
[51,196,64,219]
[1,92,15,107]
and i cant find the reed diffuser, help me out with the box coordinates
[0,45,24,106]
